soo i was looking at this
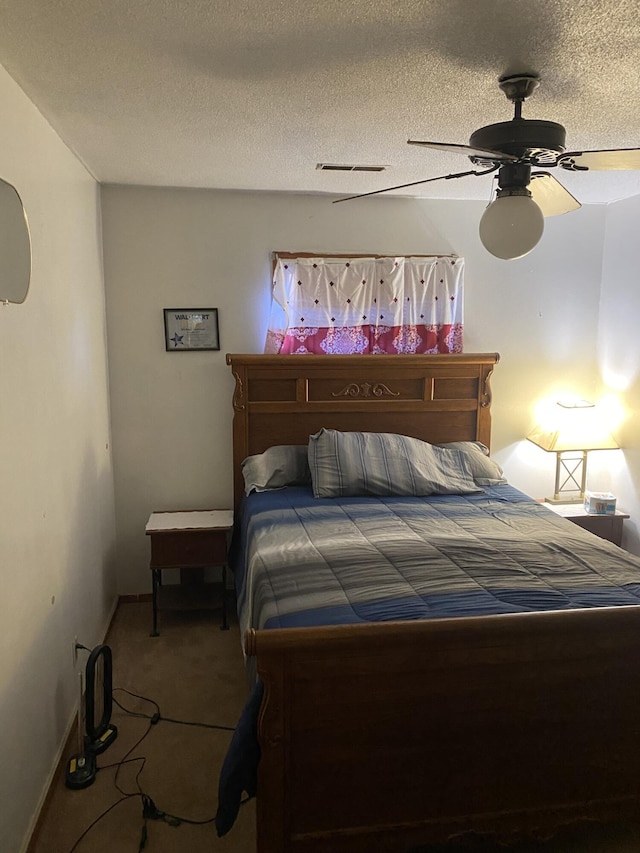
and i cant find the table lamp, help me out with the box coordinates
[527,399,619,503]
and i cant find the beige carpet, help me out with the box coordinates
[30,601,256,853]
[30,601,640,853]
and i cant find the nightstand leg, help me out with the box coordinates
[151,569,160,637]
[220,563,229,630]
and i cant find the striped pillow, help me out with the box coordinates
[437,441,507,485]
[308,429,481,498]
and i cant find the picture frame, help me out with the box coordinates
[163,308,220,352]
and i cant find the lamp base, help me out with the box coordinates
[545,495,584,504]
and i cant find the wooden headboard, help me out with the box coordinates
[226,353,499,510]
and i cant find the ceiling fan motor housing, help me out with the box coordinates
[469,119,567,165]
[496,162,533,191]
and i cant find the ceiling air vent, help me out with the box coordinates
[316,163,387,172]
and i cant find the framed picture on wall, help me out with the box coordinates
[163,308,220,352]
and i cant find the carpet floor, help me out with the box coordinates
[30,600,640,853]
[30,601,256,853]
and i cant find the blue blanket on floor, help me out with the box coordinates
[215,680,263,836]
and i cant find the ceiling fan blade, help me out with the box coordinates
[528,172,581,217]
[558,148,640,171]
[332,165,498,203]
[408,140,518,162]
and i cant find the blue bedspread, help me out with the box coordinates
[216,485,640,834]
[235,484,640,632]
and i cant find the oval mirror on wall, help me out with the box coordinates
[0,178,31,304]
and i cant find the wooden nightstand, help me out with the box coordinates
[145,509,233,637]
[541,502,629,546]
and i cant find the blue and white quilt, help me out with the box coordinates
[234,484,640,638]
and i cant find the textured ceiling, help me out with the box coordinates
[2,0,640,203]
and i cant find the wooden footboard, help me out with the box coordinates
[247,607,640,853]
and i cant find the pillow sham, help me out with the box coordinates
[308,429,481,499]
[437,441,507,486]
[242,444,311,495]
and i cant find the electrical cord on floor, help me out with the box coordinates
[113,686,236,731]
[67,793,143,853]
[112,687,160,720]
[113,719,152,797]
[138,820,148,852]
[67,685,237,851]
[141,793,218,826]
[67,791,252,852]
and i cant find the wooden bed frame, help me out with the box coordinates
[226,353,640,853]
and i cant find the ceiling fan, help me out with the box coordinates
[334,74,640,259]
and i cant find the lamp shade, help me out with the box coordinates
[527,400,619,452]
[479,192,544,260]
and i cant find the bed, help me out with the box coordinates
[220,353,640,852]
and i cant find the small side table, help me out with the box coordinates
[541,502,629,546]
[145,509,234,637]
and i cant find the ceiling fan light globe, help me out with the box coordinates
[479,193,544,260]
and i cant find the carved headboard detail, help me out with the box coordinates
[226,353,499,511]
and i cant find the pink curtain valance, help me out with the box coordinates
[265,255,464,355]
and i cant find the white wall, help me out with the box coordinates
[101,185,607,594]
[0,67,116,852]
[598,193,640,554]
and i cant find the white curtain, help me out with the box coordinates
[265,255,464,355]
